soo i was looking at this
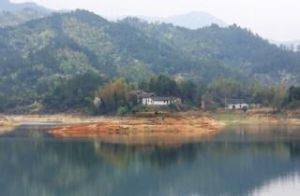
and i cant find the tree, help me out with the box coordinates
[95,79,134,114]
[249,83,274,105]
[207,78,245,104]
[288,86,300,102]
[178,80,198,104]
[43,71,103,111]
[141,75,179,97]
[270,82,287,111]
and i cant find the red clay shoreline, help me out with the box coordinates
[49,115,224,145]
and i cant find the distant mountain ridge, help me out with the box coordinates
[0,8,48,27]
[162,11,227,29]
[113,11,227,29]
[0,0,50,13]
[0,0,51,27]
[0,2,225,29]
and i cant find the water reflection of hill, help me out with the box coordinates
[0,139,300,195]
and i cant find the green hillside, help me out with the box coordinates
[0,10,300,112]
[122,17,300,84]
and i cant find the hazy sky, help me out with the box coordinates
[12,0,300,41]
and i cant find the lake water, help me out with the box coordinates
[1,124,300,196]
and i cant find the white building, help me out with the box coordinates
[134,91,181,106]
[226,99,249,110]
[142,96,180,106]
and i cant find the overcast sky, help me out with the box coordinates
[12,0,300,41]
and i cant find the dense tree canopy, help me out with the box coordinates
[95,79,135,114]
[41,71,104,112]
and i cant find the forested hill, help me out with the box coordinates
[1,10,300,111]
[121,17,300,84]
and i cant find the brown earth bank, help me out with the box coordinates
[49,113,224,145]
[0,115,15,134]
[3,109,300,144]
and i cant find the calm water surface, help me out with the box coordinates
[1,124,300,196]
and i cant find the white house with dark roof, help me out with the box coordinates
[132,90,181,106]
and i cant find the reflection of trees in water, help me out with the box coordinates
[0,140,116,196]
[286,142,300,160]
[95,143,199,169]
[0,140,300,196]
[146,145,198,168]
[95,142,300,196]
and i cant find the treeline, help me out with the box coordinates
[0,71,104,113]
[1,71,300,114]
[94,76,300,114]
[95,75,202,115]
[205,78,286,110]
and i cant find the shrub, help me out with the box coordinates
[117,106,129,116]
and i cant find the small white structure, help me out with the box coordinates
[143,96,180,106]
[226,99,249,110]
[134,91,181,106]
[93,97,102,108]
